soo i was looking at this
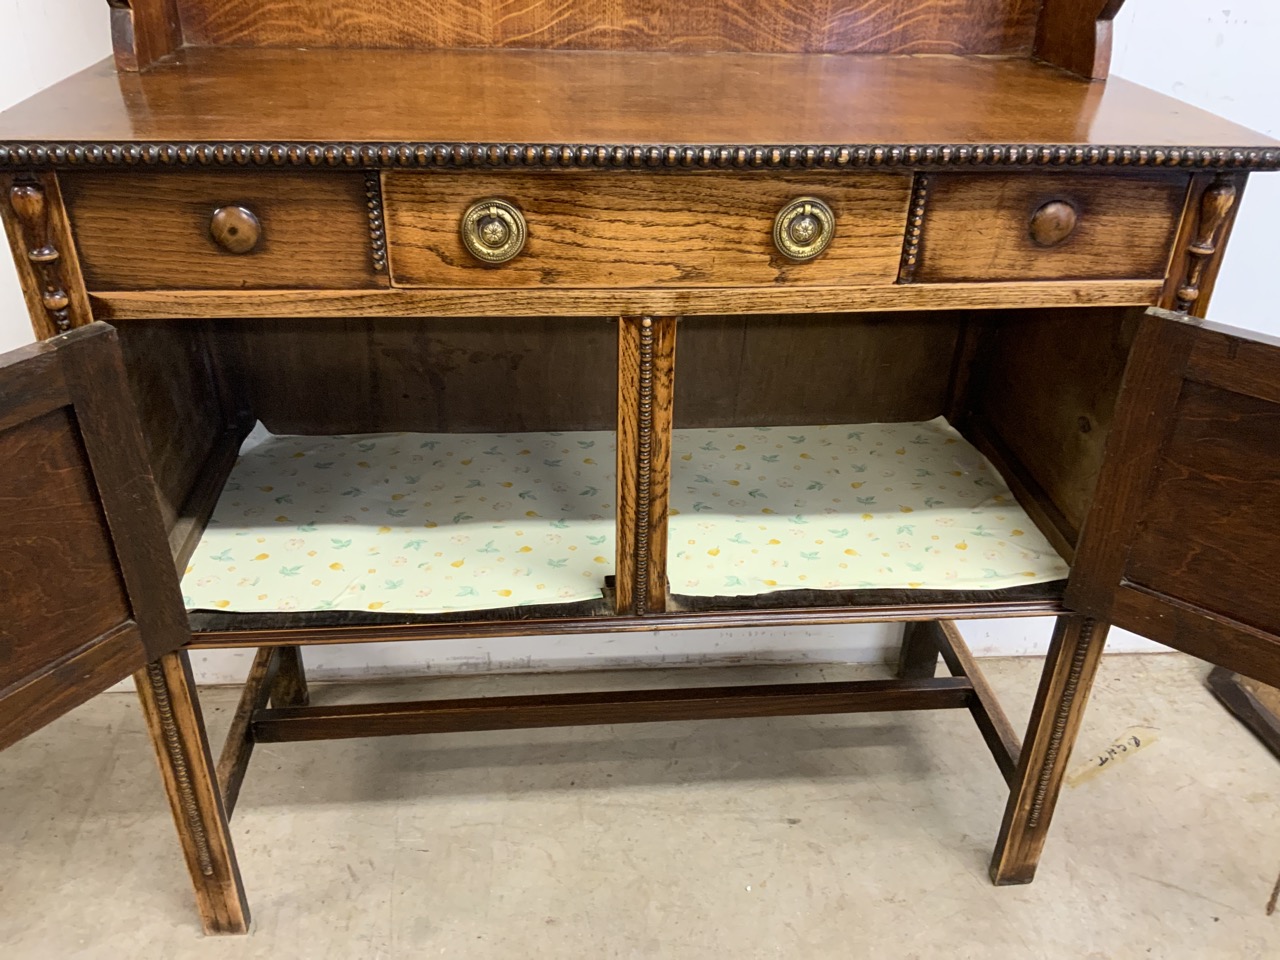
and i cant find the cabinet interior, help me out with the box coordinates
[110,306,1141,625]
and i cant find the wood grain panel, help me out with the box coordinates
[1124,381,1280,637]
[0,623,148,751]
[226,317,618,434]
[916,173,1187,283]
[91,279,1166,321]
[61,172,380,290]
[3,49,1274,152]
[1034,0,1125,80]
[177,0,1040,55]
[385,172,911,289]
[675,313,960,427]
[0,409,131,678]
[114,322,231,532]
[111,0,182,72]
[965,307,1141,539]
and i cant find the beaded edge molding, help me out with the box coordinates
[1,142,1278,170]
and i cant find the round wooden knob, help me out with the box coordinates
[773,197,835,261]
[1029,201,1078,247]
[461,199,527,264]
[209,205,261,254]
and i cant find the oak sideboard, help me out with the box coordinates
[2,0,1279,935]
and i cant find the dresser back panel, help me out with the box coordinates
[220,317,620,435]
[201,314,961,437]
[177,0,1040,55]
[676,314,960,428]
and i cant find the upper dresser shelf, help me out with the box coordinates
[1,0,1273,171]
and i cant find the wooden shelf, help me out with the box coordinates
[0,48,1274,165]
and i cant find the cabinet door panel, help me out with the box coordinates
[0,324,187,749]
[1067,310,1280,686]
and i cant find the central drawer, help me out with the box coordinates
[383,172,913,288]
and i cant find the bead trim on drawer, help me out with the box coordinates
[2,142,1279,170]
[363,171,387,272]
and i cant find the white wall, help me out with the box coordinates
[1,1,1276,682]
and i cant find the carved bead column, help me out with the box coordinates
[134,650,250,935]
[1171,173,1239,315]
[616,316,677,615]
[1,173,92,339]
[990,615,1110,885]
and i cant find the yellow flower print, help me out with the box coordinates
[253,553,270,561]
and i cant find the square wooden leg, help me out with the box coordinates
[270,645,310,707]
[135,650,250,935]
[989,615,1109,885]
[897,620,940,679]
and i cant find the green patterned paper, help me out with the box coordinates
[183,428,616,613]
[667,418,1069,596]
[183,418,1069,614]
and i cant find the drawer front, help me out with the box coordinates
[62,172,382,290]
[384,172,912,288]
[913,173,1188,283]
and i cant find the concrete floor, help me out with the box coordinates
[1,653,1277,958]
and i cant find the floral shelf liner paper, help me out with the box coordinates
[668,417,1069,597]
[183,418,1069,614]
[182,425,617,614]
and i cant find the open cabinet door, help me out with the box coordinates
[1067,308,1280,687]
[0,322,188,749]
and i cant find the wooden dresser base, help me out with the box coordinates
[161,609,1105,932]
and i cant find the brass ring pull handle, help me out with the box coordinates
[773,197,835,261]
[461,198,527,264]
[1029,200,1079,247]
[209,205,262,254]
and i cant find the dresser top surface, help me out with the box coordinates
[0,48,1274,165]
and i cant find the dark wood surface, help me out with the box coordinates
[251,676,977,743]
[221,316,618,435]
[1207,667,1280,760]
[0,49,1273,155]
[176,0,1040,56]
[675,312,961,427]
[113,322,231,534]
[1069,312,1280,688]
[962,306,1143,546]
[214,647,279,817]
[0,326,185,748]
[915,173,1187,283]
[110,0,182,72]
[1034,0,1125,80]
[991,616,1109,885]
[62,172,382,290]
[930,619,1022,785]
[0,173,92,338]
[384,171,911,288]
[134,651,249,935]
